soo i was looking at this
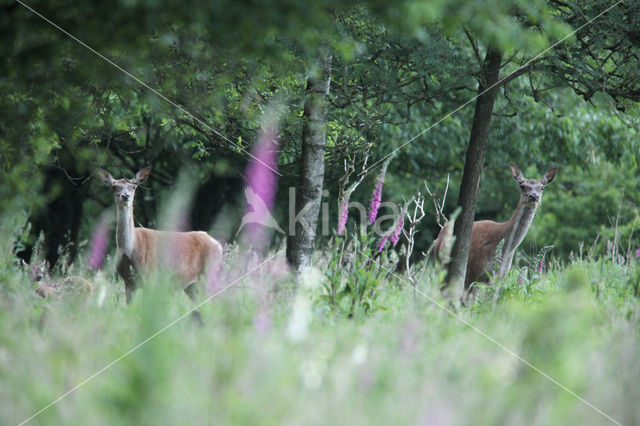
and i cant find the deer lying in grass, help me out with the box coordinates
[97,167,223,304]
[24,259,94,299]
[434,163,557,294]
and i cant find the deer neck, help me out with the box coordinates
[116,203,136,258]
[502,195,537,257]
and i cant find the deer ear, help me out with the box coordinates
[133,167,151,185]
[96,169,115,186]
[509,163,524,184]
[541,167,558,185]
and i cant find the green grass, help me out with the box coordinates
[1,246,639,425]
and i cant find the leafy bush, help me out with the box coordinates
[527,161,640,258]
[320,233,392,316]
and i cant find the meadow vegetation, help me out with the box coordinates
[2,220,639,425]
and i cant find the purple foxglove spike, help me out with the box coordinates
[88,215,111,270]
[368,158,392,225]
[390,214,404,247]
[369,175,384,225]
[240,113,281,251]
[536,253,545,273]
[337,195,350,235]
[378,235,389,253]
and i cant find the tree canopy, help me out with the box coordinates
[1,0,638,272]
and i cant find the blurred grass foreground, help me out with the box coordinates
[1,235,639,425]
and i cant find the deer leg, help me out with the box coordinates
[118,256,138,305]
[184,282,203,324]
[124,278,136,304]
[460,285,479,307]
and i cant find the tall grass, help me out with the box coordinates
[1,239,639,425]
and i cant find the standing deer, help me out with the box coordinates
[434,163,557,294]
[96,167,223,304]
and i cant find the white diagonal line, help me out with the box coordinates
[363,0,624,177]
[18,252,278,426]
[15,0,282,177]
[359,250,622,426]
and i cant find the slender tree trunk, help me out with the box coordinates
[442,46,503,299]
[286,54,332,271]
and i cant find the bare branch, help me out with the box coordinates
[400,188,426,283]
[424,174,450,229]
[464,29,483,66]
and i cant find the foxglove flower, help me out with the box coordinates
[534,246,553,274]
[241,113,280,251]
[369,172,385,225]
[377,235,389,253]
[337,193,351,235]
[536,252,545,273]
[390,213,404,247]
[88,215,111,270]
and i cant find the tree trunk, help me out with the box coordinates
[286,55,332,271]
[442,46,503,299]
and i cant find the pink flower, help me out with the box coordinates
[390,213,404,247]
[240,113,280,251]
[536,252,545,273]
[253,306,271,335]
[636,248,640,259]
[369,172,386,225]
[377,235,389,252]
[88,215,111,270]
[337,195,350,235]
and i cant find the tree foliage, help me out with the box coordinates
[0,0,638,267]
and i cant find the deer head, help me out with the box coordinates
[23,259,47,282]
[509,163,558,207]
[96,167,151,207]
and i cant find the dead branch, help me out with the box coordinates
[424,174,449,229]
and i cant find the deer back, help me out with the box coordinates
[131,227,222,287]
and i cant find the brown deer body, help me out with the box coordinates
[434,163,557,292]
[98,167,223,304]
[35,277,94,299]
[25,260,94,299]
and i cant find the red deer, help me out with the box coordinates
[96,167,223,304]
[434,163,557,295]
[24,259,94,299]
